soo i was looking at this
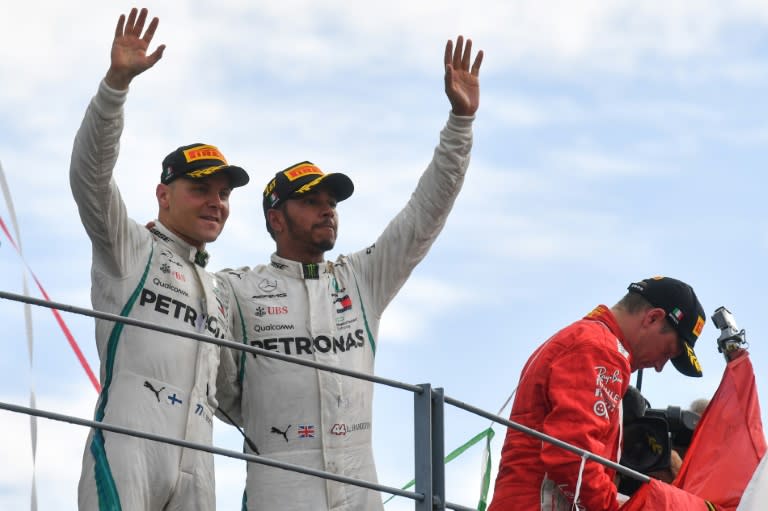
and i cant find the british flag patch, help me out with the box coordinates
[298,424,315,438]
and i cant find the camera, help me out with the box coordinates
[711,306,747,358]
[617,386,701,495]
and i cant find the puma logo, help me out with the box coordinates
[270,425,291,442]
[143,381,166,402]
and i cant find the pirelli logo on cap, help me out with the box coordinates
[284,163,323,181]
[184,145,226,164]
[693,315,705,338]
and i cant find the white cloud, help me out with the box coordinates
[379,277,466,343]
[546,148,665,177]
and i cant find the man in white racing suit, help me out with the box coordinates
[215,37,483,510]
[71,8,249,510]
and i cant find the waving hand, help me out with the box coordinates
[444,36,483,116]
[105,7,166,90]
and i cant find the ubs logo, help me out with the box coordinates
[255,306,288,317]
[160,264,186,282]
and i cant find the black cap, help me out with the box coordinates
[161,143,249,188]
[262,161,354,216]
[627,276,705,377]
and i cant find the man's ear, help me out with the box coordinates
[643,307,666,327]
[267,208,283,235]
[157,183,170,209]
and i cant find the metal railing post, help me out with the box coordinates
[414,383,433,510]
[414,384,446,510]
[432,387,446,510]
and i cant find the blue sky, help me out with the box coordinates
[2,1,768,509]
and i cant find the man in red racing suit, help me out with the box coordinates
[489,276,706,511]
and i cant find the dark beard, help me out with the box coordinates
[283,208,336,255]
[316,239,335,252]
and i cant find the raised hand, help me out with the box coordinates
[444,36,483,117]
[105,7,166,90]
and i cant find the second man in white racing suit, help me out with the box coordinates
[216,36,483,510]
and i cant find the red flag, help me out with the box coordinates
[622,353,764,511]
[672,353,766,510]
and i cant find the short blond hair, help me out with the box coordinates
[615,292,654,314]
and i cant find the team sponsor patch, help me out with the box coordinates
[152,277,189,297]
[330,422,371,436]
[270,425,291,442]
[252,293,287,299]
[249,330,365,357]
[159,249,182,267]
[149,227,173,243]
[138,288,226,339]
[284,163,322,181]
[302,263,321,279]
[159,263,186,282]
[254,323,294,333]
[143,380,165,402]
[335,317,357,330]
[592,365,622,419]
[593,401,608,418]
[693,315,705,338]
[334,294,352,313]
[184,145,226,163]
[194,403,213,425]
[254,305,288,317]
[595,366,623,384]
[258,279,278,292]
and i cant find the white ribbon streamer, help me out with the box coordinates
[0,161,38,511]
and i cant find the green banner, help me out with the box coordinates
[384,427,495,510]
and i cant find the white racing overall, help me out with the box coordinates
[72,80,232,511]
[216,113,474,511]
